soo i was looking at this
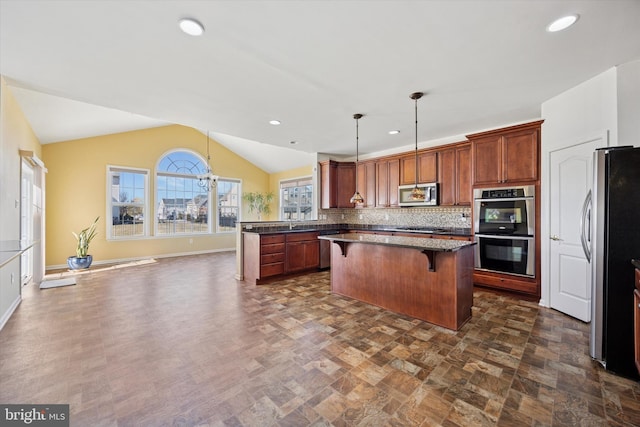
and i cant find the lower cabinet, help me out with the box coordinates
[286,232,320,272]
[473,270,538,296]
[243,232,320,284]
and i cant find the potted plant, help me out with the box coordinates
[242,192,274,221]
[67,216,99,270]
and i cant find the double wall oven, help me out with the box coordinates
[474,185,535,277]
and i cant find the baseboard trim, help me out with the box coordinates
[0,295,21,332]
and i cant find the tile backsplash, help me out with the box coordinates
[318,206,472,229]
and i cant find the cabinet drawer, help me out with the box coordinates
[261,252,284,264]
[286,232,319,242]
[261,234,285,245]
[473,271,538,295]
[636,269,640,291]
[261,243,285,254]
[261,262,284,277]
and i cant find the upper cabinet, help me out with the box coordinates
[468,120,542,186]
[438,143,471,206]
[400,151,437,185]
[376,157,400,207]
[319,160,356,208]
[356,160,377,208]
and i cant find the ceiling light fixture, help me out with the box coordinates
[349,113,365,206]
[410,92,425,201]
[179,18,205,36]
[289,140,297,145]
[388,130,400,135]
[269,120,281,125]
[546,14,579,32]
[197,131,218,192]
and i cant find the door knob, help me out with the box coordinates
[550,235,563,241]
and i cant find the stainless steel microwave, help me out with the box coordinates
[398,183,438,206]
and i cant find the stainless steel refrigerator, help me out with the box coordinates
[589,146,640,379]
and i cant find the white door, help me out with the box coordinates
[549,136,604,321]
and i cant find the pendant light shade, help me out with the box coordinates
[350,113,365,205]
[410,92,426,201]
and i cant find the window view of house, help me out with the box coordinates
[280,177,313,221]
[108,167,148,238]
[216,179,240,232]
[156,150,212,235]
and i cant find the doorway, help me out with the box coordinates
[20,159,34,285]
[19,152,46,286]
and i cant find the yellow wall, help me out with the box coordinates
[42,125,271,267]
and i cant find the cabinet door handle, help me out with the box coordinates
[550,235,563,241]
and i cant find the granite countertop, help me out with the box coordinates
[632,259,640,270]
[243,223,472,237]
[318,233,476,252]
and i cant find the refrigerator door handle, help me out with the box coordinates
[580,190,592,262]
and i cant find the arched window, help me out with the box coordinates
[156,150,211,235]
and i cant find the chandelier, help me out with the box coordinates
[197,131,218,192]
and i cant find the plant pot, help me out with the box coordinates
[67,255,93,270]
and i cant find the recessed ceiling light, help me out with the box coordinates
[547,14,579,32]
[388,130,400,135]
[178,18,205,36]
[289,141,298,145]
[269,120,281,125]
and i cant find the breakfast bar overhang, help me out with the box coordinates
[318,233,476,330]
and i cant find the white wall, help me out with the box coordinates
[617,59,640,147]
[539,68,619,307]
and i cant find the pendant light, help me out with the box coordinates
[410,92,426,201]
[349,113,365,205]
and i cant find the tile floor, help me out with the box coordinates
[1,252,639,426]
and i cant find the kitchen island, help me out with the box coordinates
[318,233,476,330]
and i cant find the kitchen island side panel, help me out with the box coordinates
[329,241,474,330]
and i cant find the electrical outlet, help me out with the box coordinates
[359,214,363,220]
[341,214,345,220]
[384,214,389,221]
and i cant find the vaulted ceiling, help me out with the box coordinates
[2,1,639,172]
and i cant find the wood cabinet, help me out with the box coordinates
[376,157,400,207]
[438,143,471,206]
[635,267,640,375]
[473,270,539,296]
[356,160,376,208]
[285,232,320,272]
[468,121,542,185]
[243,233,286,284]
[400,151,437,185]
[319,160,356,208]
[243,231,321,284]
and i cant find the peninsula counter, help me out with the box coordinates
[318,233,476,330]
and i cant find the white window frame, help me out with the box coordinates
[154,149,213,237]
[280,176,313,221]
[106,165,150,240]
[215,178,242,233]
